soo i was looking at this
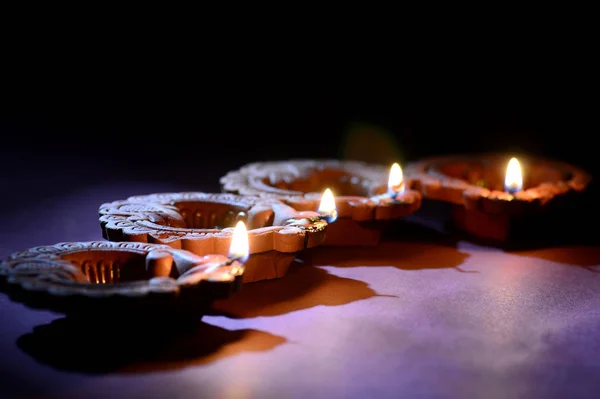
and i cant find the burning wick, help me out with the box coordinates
[317,188,338,223]
[387,162,405,199]
[504,157,523,194]
[227,220,250,264]
[206,220,250,273]
[179,220,250,281]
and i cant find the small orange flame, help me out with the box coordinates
[388,162,405,196]
[318,188,338,223]
[504,157,523,194]
[228,221,249,263]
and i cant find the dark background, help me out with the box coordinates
[2,19,600,399]
[0,32,597,201]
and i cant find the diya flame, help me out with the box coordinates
[504,157,523,194]
[318,188,338,223]
[228,220,249,263]
[388,162,404,196]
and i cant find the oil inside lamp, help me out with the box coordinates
[504,157,523,194]
[387,162,405,198]
[154,220,250,283]
[317,188,338,223]
[194,220,250,277]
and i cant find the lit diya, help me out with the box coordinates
[220,159,422,246]
[98,192,328,282]
[405,153,592,243]
[0,230,248,321]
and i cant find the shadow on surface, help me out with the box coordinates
[301,221,474,273]
[17,317,286,374]
[210,261,381,318]
[404,197,600,251]
[506,245,600,272]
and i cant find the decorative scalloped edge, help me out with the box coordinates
[405,153,591,215]
[0,241,243,301]
[219,159,422,221]
[99,192,328,254]
[220,159,388,197]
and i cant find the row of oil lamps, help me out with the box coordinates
[227,157,524,269]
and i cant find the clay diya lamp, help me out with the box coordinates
[220,159,422,246]
[405,153,592,244]
[98,192,328,283]
[0,235,248,322]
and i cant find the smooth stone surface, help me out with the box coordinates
[1,154,600,399]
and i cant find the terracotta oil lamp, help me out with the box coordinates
[99,192,328,282]
[0,227,249,321]
[220,159,422,246]
[405,153,591,243]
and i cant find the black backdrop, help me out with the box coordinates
[0,44,596,195]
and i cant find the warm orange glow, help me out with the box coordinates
[388,162,405,195]
[318,188,338,223]
[228,221,249,263]
[504,157,523,193]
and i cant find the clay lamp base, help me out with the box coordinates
[219,159,422,246]
[405,153,592,245]
[0,241,244,322]
[99,193,328,283]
